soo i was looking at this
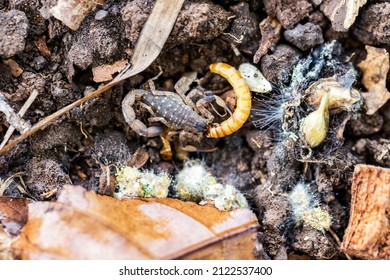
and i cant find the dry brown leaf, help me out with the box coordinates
[358,45,390,115]
[12,185,259,260]
[253,17,282,64]
[321,0,367,32]
[92,59,128,83]
[0,197,31,236]
[49,0,105,31]
[0,0,185,155]
[341,164,390,259]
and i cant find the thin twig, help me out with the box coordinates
[0,92,31,134]
[0,90,39,149]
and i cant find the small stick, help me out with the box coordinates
[0,90,39,149]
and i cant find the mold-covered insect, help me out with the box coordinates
[207,63,252,138]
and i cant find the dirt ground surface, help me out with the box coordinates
[0,0,389,259]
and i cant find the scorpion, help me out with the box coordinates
[121,63,252,159]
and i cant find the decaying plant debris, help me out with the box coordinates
[0,0,390,260]
[341,164,390,260]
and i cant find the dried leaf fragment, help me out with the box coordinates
[358,46,390,115]
[49,0,105,31]
[253,17,282,64]
[341,164,390,259]
[0,197,31,236]
[12,185,259,260]
[321,0,367,32]
[92,60,128,83]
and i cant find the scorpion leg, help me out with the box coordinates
[122,91,163,137]
[174,73,198,104]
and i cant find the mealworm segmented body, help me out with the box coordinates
[206,63,252,138]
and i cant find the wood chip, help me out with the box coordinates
[50,0,105,31]
[92,59,128,83]
[341,164,390,259]
[12,185,259,260]
[321,0,367,32]
[358,45,390,115]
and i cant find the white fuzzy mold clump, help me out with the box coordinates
[114,166,170,199]
[288,182,332,232]
[174,160,248,211]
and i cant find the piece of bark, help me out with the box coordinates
[12,185,259,260]
[253,17,282,64]
[341,164,390,259]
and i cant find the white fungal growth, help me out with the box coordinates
[207,184,249,211]
[288,182,332,232]
[114,166,170,199]
[174,160,218,202]
[174,160,248,211]
[238,63,272,93]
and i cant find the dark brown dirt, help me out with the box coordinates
[0,0,389,260]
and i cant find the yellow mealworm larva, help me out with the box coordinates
[206,62,252,138]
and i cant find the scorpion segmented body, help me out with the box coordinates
[207,63,252,138]
[142,92,208,133]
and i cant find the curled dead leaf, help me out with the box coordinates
[12,185,259,260]
[358,46,390,115]
[321,0,367,32]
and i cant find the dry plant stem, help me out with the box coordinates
[0,93,30,134]
[0,0,185,155]
[0,90,39,149]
